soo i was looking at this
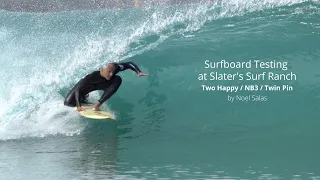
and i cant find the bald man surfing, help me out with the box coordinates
[64,61,148,111]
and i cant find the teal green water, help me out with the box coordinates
[1,0,320,179]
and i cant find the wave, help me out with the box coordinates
[0,0,318,140]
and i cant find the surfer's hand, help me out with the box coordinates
[77,107,85,111]
[93,102,101,111]
[138,72,148,77]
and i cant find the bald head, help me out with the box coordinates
[100,63,116,80]
[106,63,115,72]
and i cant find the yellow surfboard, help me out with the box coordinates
[74,104,115,120]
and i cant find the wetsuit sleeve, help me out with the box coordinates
[118,61,142,74]
[97,85,120,104]
[98,76,122,104]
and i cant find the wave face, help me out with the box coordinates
[0,0,319,179]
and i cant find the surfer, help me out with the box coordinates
[64,61,148,111]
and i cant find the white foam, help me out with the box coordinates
[0,85,84,140]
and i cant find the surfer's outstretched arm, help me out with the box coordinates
[118,62,148,76]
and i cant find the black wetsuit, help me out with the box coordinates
[64,61,142,107]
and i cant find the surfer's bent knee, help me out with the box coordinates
[64,91,76,107]
[64,97,75,107]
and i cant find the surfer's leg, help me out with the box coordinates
[80,94,89,104]
[95,75,122,104]
[64,83,78,107]
[64,92,87,106]
[64,91,76,107]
